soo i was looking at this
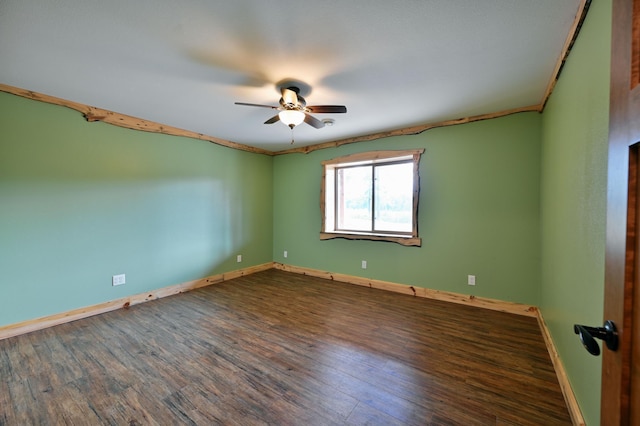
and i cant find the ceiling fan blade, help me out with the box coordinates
[281,87,299,106]
[307,105,347,114]
[304,113,325,129]
[264,114,280,124]
[235,102,279,109]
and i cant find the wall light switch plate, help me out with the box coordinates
[468,275,476,286]
[362,260,367,269]
[237,255,242,263]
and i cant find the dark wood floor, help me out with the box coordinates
[0,269,571,425]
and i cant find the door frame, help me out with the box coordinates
[602,0,640,423]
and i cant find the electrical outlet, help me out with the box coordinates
[362,260,367,269]
[284,250,288,258]
[237,255,242,263]
[112,274,126,286]
[468,275,476,286]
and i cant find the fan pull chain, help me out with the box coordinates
[290,127,295,144]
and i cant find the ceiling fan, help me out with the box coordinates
[235,84,347,130]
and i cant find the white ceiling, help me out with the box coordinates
[0,0,585,153]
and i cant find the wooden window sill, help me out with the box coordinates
[320,232,421,247]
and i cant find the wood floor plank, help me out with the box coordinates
[346,401,409,425]
[0,269,571,425]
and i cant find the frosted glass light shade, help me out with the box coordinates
[279,110,305,127]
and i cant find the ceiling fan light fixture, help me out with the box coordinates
[279,109,305,128]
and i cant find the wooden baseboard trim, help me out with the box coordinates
[273,263,538,317]
[2,261,582,424]
[536,311,585,426]
[275,263,583,423]
[0,262,274,341]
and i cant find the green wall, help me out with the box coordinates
[0,92,273,326]
[274,113,542,305]
[540,1,611,424]
[0,2,612,421]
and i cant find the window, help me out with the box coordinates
[321,149,423,246]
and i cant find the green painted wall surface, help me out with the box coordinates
[540,1,611,424]
[0,92,273,326]
[274,113,542,305]
[0,3,613,421]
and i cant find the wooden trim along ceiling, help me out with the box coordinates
[0,84,275,156]
[0,83,540,156]
[541,0,591,111]
[276,106,540,155]
[0,0,591,157]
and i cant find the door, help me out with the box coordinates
[602,0,640,423]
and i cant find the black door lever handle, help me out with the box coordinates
[573,320,618,356]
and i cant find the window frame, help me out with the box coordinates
[320,149,424,247]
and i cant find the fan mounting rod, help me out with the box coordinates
[275,79,311,97]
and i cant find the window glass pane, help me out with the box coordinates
[337,166,372,231]
[374,162,413,233]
